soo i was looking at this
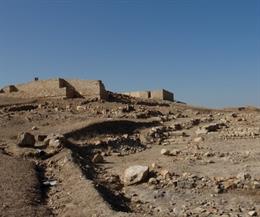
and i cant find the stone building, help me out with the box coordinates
[0,78,107,100]
[123,89,174,101]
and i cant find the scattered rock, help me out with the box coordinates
[122,105,135,113]
[43,134,65,150]
[37,134,47,142]
[195,128,208,135]
[196,122,227,135]
[159,169,171,179]
[237,172,251,181]
[43,180,57,186]
[172,123,182,131]
[161,148,170,155]
[31,126,38,131]
[151,162,160,169]
[252,181,260,189]
[148,177,158,185]
[123,165,149,185]
[170,149,180,156]
[231,113,238,118]
[222,179,237,190]
[204,152,214,157]
[205,122,227,132]
[92,153,104,163]
[17,132,35,148]
[48,138,63,149]
[214,184,224,194]
[191,118,200,126]
[194,137,204,143]
[76,105,86,111]
[248,210,257,216]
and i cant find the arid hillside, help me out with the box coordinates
[0,93,260,217]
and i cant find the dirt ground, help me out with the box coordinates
[0,94,260,217]
[0,153,51,217]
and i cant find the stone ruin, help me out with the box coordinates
[123,89,174,101]
[0,78,107,100]
[0,78,174,101]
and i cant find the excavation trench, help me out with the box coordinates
[66,142,132,212]
[63,119,159,140]
[35,164,53,208]
[59,119,159,213]
[41,119,158,215]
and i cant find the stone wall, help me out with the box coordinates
[1,78,173,101]
[150,89,174,101]
[67,80,107,99]
[2,79,67,98]
[122,91,150,99]
[0,78,108,100]
[122,89,174,101]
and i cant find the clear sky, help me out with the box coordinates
[0,0,259,108]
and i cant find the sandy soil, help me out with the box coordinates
[0,152,51,217]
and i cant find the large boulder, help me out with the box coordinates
[123,165,149,185]
[17,132,35,148]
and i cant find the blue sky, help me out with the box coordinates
[0,0,259,107]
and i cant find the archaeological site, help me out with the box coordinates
[0,78,108,100]
[0,78,260,217]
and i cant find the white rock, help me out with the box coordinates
[194,137,204,143]
[195,128,208,135]
[170,149,180,156]
[161,149,170,155]
[248,211,257,216]
[123,165,149,185]
[76,105,86,111]
[44,134,65,149]
[151,162,160,169]
[252,181,260,189]
[49,139,63,149]
[31,126,39,131]
[160,169,170,179]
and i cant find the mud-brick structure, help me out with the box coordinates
[0,78,107,100]
[123,89,174,101]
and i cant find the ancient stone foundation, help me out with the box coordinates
[123,89,174,101]
[123,91,151,99]
[0,78,107,100]
[150,89,174,101]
